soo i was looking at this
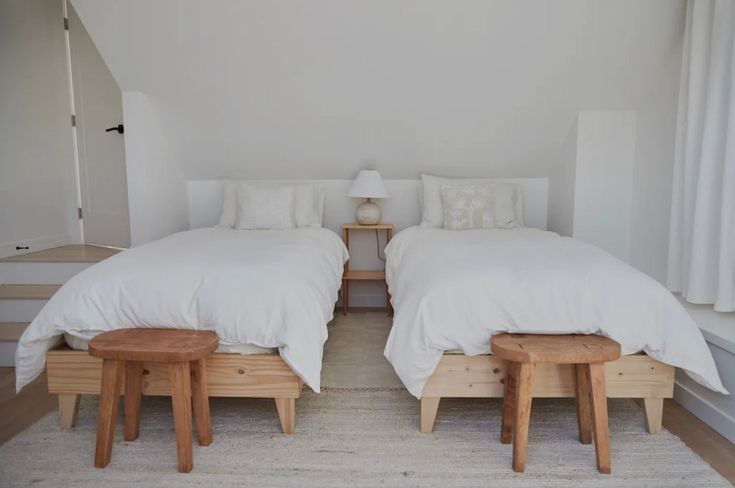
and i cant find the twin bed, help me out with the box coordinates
[384,226,725,432]
[14,178,726,437]
[16,227,348,433]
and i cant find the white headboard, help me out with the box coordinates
[187,178,548,232]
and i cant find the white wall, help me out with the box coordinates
[122,92,188,245]
[69,0,685,286]
[0,0,80,258]
[574,111,636,262]
[70,0,685,183]
[629,6,685,282]
[547,111,637,263]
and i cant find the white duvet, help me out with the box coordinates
[384,227,726,398]
[16,227,348,392]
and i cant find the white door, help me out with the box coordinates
[67,3,131,248]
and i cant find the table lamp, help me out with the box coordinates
[347,170,389,225]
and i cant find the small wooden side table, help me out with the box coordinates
[89,328,218,473]
[491,333,621,474]
[341,223,393,314]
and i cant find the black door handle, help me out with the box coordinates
[105,124,124,134]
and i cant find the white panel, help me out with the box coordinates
[674,342,735,444]
[547,118,578,237]
[573,111,636,262]
[122,92,189,246]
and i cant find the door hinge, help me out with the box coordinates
[71,114,76,127]
[64,17,69,30]
[77,207,83,219]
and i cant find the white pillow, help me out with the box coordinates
[218,181,324,228]
[419,174,524,228]
[235,184,296,230]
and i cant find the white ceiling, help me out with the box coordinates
[70,0,685,179]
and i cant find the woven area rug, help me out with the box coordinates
[0,389,729,487]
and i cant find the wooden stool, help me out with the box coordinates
[491,334,621,474]
[89,328,218,473]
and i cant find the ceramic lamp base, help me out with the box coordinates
[355,199,381,225]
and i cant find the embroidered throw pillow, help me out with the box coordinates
[441,185,495,230]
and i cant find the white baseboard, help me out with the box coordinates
[674,380,735,444]
[0,234,75,260]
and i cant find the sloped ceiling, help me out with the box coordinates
[70,0,685,179]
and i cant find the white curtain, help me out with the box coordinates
[668,0,735,312]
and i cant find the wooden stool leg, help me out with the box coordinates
[575,363,592,444]
[512,362,534,473]
[500,362,517,444]
[190,358,212,446]
[95,359,123,468]
[588,363,611,474]
[124,361,143,441]
[169,361,193,473]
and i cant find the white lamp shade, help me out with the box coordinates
[347,170,389,199]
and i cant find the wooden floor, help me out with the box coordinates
[0,244,122,263]
[0,368,56,446]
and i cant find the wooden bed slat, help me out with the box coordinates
[421,353,674,398]
[47,349,303,398]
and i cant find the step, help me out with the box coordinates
[0,262,92,284]
[0,285,60,300]
[0,322,29,342]
[0,342,17,367]
[0,286,58,322]
[0,245,119,285]
[0,322,28,367]
[0,244,121,263]
[0,300,48,322]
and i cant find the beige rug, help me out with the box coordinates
[0,314,730,486]
[0,391,730,487]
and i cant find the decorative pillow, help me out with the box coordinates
[294,184,325,228]
[235,184,296,230]
[218,181,324,228]
[441,185,495,230]
[490,184,521,229]
[420,174,524,228]
[217,182,239,228]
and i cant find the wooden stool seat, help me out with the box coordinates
[89,328,219,362]
[491,333,621,364]
[89,328,218,473]
[491,333,621,474]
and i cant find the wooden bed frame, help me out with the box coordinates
[46,346,303,434]
[419,352,675,434]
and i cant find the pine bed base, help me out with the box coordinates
[419,353,674,433]
[46,346,303,434]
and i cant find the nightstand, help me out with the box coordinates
[341,224,393,315]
